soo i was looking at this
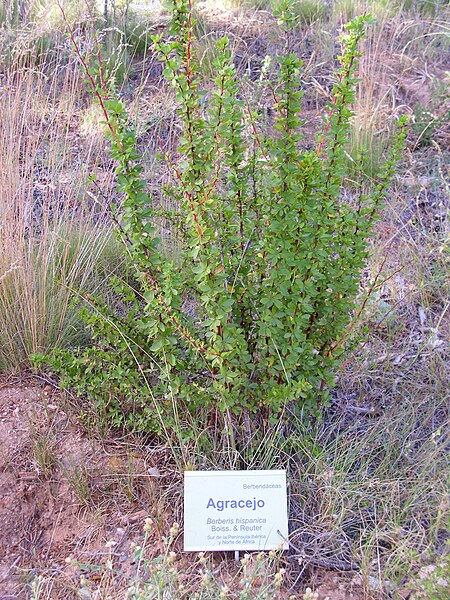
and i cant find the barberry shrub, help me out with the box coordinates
[45,0,406,457]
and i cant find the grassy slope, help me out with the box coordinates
[0,1,448,598]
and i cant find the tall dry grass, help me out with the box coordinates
[0,50,119,372]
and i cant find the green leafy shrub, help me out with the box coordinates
[274,0,327,24]
[45,0,406,454]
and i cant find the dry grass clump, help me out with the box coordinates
[289,345,449,587]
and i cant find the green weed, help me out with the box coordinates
[63,461,92,505]
[28,417,58,477]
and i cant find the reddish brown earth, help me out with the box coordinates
[0,379,376,599]
[0,379,166,598]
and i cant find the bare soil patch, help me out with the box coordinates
[0,378,166,598]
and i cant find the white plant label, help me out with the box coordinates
[183,470,288,551]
